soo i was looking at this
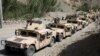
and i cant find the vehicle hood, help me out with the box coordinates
[52,28,64,33]
[66,23,73,26]
[65,23,74,27]
[6,36,37,44]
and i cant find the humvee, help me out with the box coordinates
[1,29,55,56]
[86,13,96,23]
[77,16,89,28]
[49,18,75,41]
[46,22,74,42]
[67,20,83,31]
[65,15,82,31]
[46,23,64,42]
[65,14,77,20]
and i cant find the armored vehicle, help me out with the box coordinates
[46,22,74,42]
[1,28,55,56]
[47,18,75,41]
[77,16,89,28]
[67,20,83,31]
[46,23,64,42]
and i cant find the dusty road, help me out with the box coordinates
[0,22,98,56]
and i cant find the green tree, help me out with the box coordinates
[76,3,89,12]
[2,0,58,20]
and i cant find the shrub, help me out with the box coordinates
[2,0,58,20]
[76,3,89,12]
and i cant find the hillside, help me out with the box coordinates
[57,0,75,13]
[17,0,75,13]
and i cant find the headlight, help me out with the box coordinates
[22,43,27,48]
[5,41,21,48]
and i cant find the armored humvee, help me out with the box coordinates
[46,23,64,42]
[77,16,89,28]
[67,19,83,31]
[86,12,96,23]
[1,28,55,56]
[46,18,74,42]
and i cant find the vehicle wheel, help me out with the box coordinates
[82,23,85,28]
[71,29,75,34]
[24,45,35,56]
[49,37,55,47]
[58,34,63,42]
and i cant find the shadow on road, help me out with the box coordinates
[0,45,47,56]
[59,31,100,56]
[0,49,23,56]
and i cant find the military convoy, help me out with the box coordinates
[1,10,99,56]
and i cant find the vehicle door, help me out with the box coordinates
[45,32,52,45]
[65,26,72,36]
[57,24,65,35]
[39,34,46,48]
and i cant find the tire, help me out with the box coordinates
[24,45,35,56]
[82,23,85,28]
[58,34,63,42]
[49,37,55,47]
[71,29,75,34]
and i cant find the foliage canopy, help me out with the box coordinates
[2,0,58,20]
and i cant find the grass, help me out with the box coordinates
[2,0,58,20]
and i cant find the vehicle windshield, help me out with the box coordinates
[65,26,71,32]
[67,20,78,24]
[49,24,56,28]
[67,21,72,23]
[20,30,37,37]
[79,18,86,20]
[57,25,64,29]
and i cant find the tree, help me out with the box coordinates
[76,3,89,12]
[2,0,58,20]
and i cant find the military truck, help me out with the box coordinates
[46,23,64,42]
[1,29,55,56]
[46,21,74,42]
[67,19,83,31]
[77,16,89,28]
[48,18,76,41]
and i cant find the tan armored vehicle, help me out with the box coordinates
[46,23,64,42]
[46,18,74,42]
[86,10,97,23]
[77,16,89,28]
[66,19,83,31]
[1,29,55,56]
[65,15,82,31]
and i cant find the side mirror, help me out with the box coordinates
[46,25,52,30]
[39,35,45,41]
[15,29,20,36]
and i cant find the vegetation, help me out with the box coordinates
[76,3,89,12]
[76,0,100,12]
[2,0,58,20]
[92,5,100,11]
